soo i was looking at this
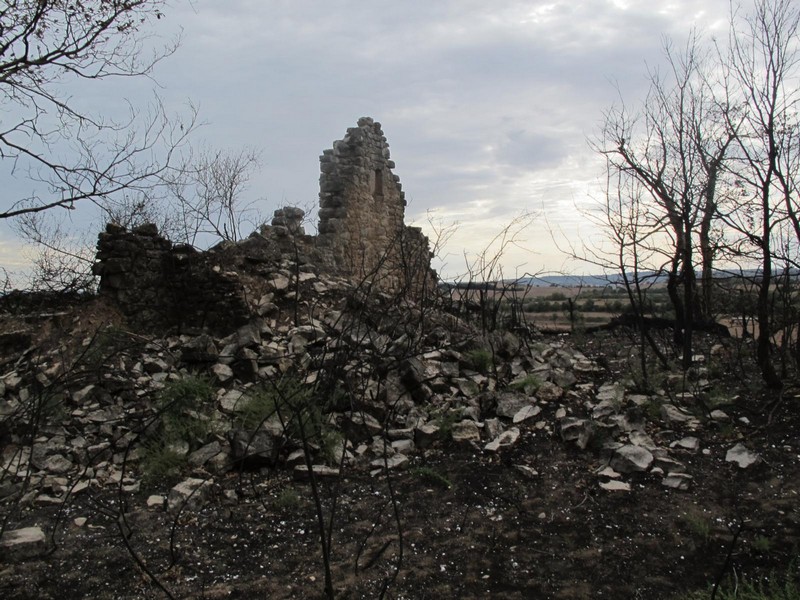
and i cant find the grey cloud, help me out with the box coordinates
[1,0,735,273]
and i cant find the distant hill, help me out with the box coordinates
[518,269,780,287]
[513,273,663,287]
[517,274,625,287]
[444,267,782,288]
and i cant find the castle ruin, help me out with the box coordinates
[317,117,433,293]
[93,118,437,333]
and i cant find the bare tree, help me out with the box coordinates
[596,33,733,369]
[719,0,800,389]
[448,211,536,334]
[166,146,264,245]
[13,210,96,293]
[0,1,194,221]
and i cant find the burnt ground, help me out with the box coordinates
[1,330,799,599]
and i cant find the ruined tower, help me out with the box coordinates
[317,117,435,295]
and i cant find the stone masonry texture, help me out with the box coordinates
[93,118,436,334]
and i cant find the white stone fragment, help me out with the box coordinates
[725,443,759,468]
[484,428,520,452]
[600,480,631,492]
[512,405,541,424]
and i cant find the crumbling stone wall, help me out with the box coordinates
[93,223,251,334]
[93,118,436,334]
[318,117,435,295]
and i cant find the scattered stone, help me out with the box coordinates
[592,399,617,420]
[597,466,621,478]
[560,418,593,450]
[710,409,730,422]
[660,404,698,426]
[269,274,290,292]
[228,430,279,466]
[484,428,520,452]
[123,481,140,493]
[43,454,73,475]
[211,363,234,383]
[168,478,212,512]
[662,473,692,490]
[536,381,563,402]
[414,423,441,449]
[512,405,541,424]
[450,419,481,443]
[655,456,687,474]
[72,384,95,403]
[72,480,90,495]
[495,392,531,419]
[671,437,700,452]
[74,517,88,527]
[391,439,414,454]
[387,428,414,441]
[454,378,480,398]
[181,334,219,363]
[596,382,622,401]
[483,418,503,440]
[599,480,630,492]
[610,445,653,474]
[35,494,64,506]
[370,454,409,471]
[726,443,759,468]
[188,441,224,468]
[551,369,577,389]
[147,495,166,509]
[627,394,650,407]
[280,450,304,468]
[219,389,245,412]
[628,431,656,450]
[0,526,46,559]
[293,465,340,480]
[143,357,169,374]
[514,465,538,479]
[340,411,382,443]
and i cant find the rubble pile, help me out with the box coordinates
[0,252,759,558]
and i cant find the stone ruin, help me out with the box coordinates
[92,118,437,334]
[318,117,434,293]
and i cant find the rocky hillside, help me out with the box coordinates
[0,246,797,599]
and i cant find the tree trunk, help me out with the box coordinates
[756,183,782,389]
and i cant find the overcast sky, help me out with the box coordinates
[2,0,735,280]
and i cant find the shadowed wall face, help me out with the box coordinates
[317,117,434,295]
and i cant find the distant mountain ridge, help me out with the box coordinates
[447,268,789,288]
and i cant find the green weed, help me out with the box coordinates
[682,512,712,543]
[273,487,301,511]
[240,378,337,460]
[319,428,344,465]
[140,445,186,485]
[679,562,800,599]
[237,387,280,431]
[432,408,463,439]
[752,535,773,553]
[466,348,493,373]
[643,397,664,422]
[509,374,542,394]
[141,376,214,485]
[157,376,214,445]
[411,466,452,489]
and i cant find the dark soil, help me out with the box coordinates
[1,331,799,599]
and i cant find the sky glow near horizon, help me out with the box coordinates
[0,0,734,282]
